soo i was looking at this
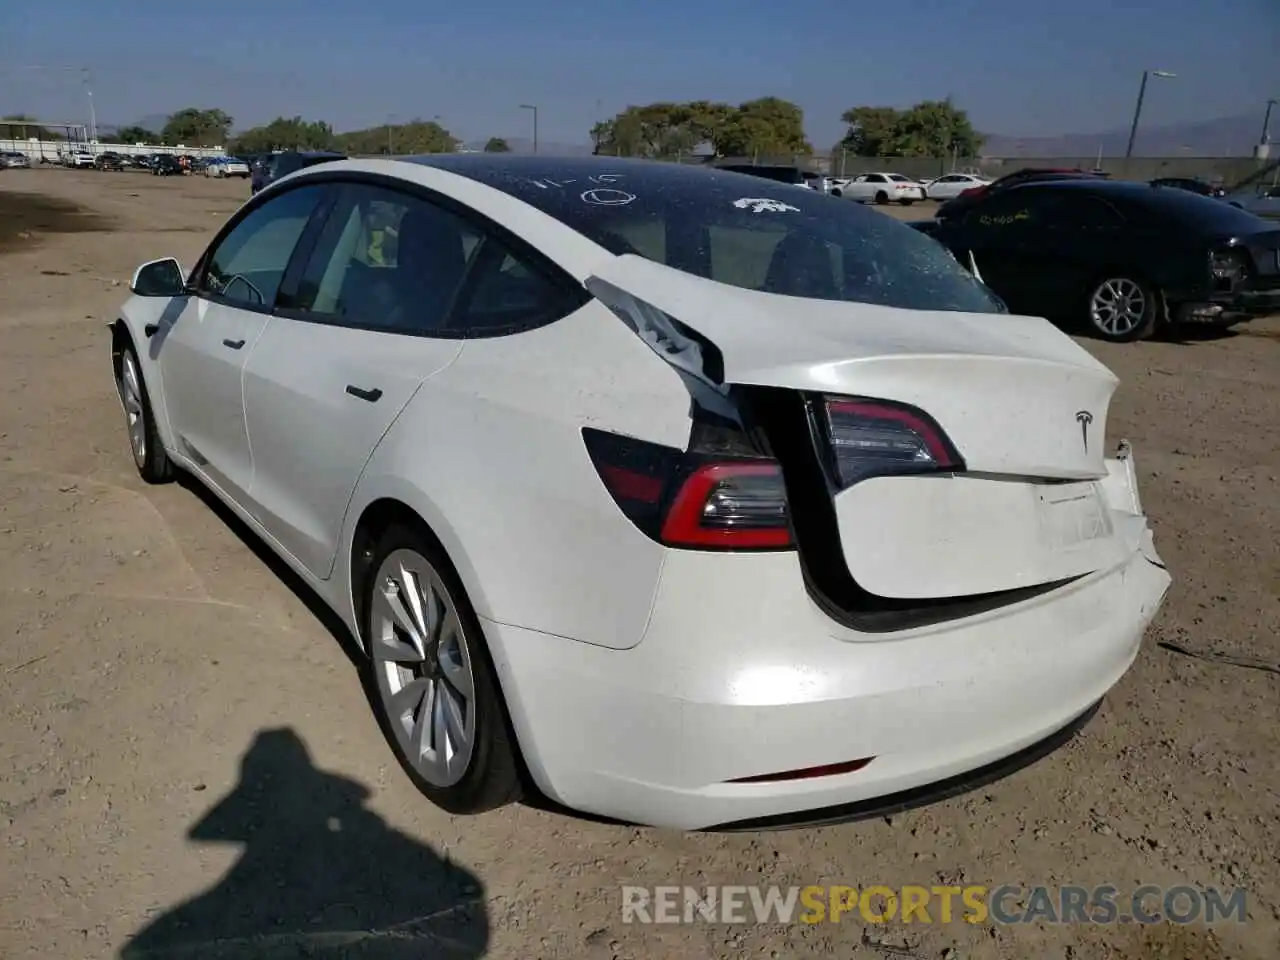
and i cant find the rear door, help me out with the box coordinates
[241,181,481,578]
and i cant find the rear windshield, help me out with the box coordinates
[425,157,1003,313]
[888,174,912,182]
[1120,186,1271,233]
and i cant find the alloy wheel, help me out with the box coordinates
[1090,278,1147,337]
[118,352,147,468]
[370,549,477,788]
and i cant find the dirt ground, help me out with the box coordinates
[0,167,1277,960]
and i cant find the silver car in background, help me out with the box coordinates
[1,151,30,169]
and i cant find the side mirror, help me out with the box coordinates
[130,258,187,297]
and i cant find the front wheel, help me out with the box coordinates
[1086,275,1160,342]
[830,188,843,198]
[113,342,175,483]
[874,190,889,204]
[363,526,521,815]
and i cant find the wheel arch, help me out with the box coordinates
[341,481,496,659]
[342,489,546,797]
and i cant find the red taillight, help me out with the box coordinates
[822,397,962,489]
[583,428,794,551]
[661,462,792,549]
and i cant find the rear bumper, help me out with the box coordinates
[487,527,1170,830]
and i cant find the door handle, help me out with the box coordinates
[345,385,383,403]
[222,338,246,350]
[143,323,159,338]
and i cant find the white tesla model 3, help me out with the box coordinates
[110,156,1170,830]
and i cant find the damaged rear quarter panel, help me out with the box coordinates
[374,298,693,650]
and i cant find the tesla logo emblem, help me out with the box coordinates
[1075,411,1094,452]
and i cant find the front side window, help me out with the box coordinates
[291,183,482,333]
[198,184,328,309]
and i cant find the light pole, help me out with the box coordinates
[1124,69,1175,159]
[386,113,398,155]
[80,68,98,143]
[1261,98,1278,145]
[520,104,538,154]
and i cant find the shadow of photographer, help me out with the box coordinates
[120,728,489,959]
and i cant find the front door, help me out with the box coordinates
[157,183,331,503]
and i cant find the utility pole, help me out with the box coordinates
[1125,69,1176,159]
[520,104,538,154]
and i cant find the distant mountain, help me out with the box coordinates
[980,112,1264,158]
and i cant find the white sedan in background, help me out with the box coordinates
[205,157,251,178]
[830,171,925,205]
[109,155,1168,830]
[923,173,992,200]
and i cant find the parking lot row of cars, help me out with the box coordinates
[0,148,253,177]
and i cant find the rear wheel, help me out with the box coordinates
[363,526,521,814]
[1086,275,1160,342]
[898,198,915,206]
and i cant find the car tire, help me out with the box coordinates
[113,341,175,483]
[898,198,915,206]
[830,188,842,198]
[1085,275,1160,342]
[362,523,522,815]
[874,190,889,204]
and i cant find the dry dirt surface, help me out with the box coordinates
[1,168,1277,960]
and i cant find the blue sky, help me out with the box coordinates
[2,0,1275,146]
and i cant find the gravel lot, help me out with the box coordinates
[1,167,1277,960]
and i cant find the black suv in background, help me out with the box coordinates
[1150,177,1226,199]
[711,163,811,189]
[914,178,1280,342]
[936,167,1110,221]
[250,150,346,194]
[94,152,125,171]
[152,154,184,176]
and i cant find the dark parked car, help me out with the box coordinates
[915,178,1280,342]
[1150,177,1226,199]
[937,167,1109,221]
[250,150,346,194]
[95,152,125,171]
[152,154,184,176]
[711,163,810,189]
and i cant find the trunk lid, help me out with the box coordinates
[590,255,1134,604]
[590,255,1118,479]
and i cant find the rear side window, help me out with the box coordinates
[291,183,482,334]
[452,244,584,336]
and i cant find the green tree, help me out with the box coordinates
[161,108,234,146]
[229,116,339,155]
[837,106,902,157]
[115,125,158,144]
[483,136,512,153]
[590,98,812,160]
[839,100,983,158]
[336,118,457,155]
